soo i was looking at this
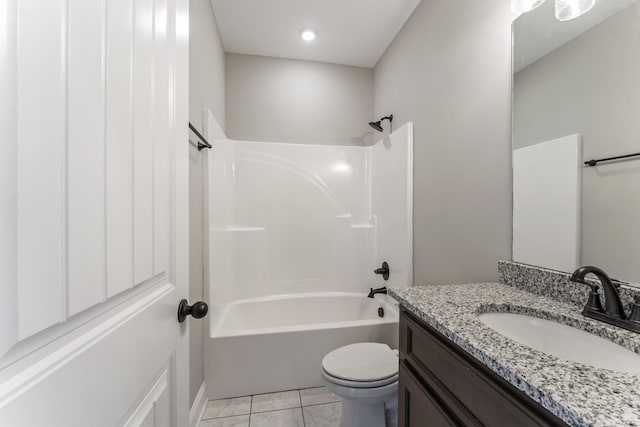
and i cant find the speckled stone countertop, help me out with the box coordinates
[389,283,640,427]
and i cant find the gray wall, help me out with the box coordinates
[514,4,640,283]
[373,0,514,285]
[226,53,374,145]
[188,0,225,406]
[190,0,225,133]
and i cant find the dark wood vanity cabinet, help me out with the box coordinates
[398,309,567,427]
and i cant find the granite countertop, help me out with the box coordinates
[389,283,640,427]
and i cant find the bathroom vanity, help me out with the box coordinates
[398,308,565,426]
[390,269,640,427]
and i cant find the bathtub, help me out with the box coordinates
[204,292,399,399]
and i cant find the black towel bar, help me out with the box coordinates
[584,152,640,167]
[188,122,212,151]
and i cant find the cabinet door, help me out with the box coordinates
[398,364,458,427]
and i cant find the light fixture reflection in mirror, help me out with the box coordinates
[511,0,546,14]
[555,0,596,21]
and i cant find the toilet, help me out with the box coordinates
[321,342,399,427]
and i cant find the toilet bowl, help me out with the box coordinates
[321,342,398,427]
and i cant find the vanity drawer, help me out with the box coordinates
[398,363,460,427]
[399,309,566,427]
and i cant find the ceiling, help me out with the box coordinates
[209,0,422,68]
[514,0,638,73]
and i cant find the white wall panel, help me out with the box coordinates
[16,0,66,338]
[106,0,134,298]
[66,0,107,315]
[153,0,170,276]
[133,0,155,284]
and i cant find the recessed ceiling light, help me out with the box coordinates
[301,30,316,42]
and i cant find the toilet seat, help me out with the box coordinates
[322,368,398,388]
[322,343,398,389]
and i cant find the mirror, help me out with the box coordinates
[512,0,640,286]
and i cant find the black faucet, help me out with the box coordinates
[570,265,640,333]
[368,287,388,298]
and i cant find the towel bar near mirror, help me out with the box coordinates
[584,151,640,167]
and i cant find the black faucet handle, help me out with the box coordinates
[584,288,604,313]
[584,281,600,293]
[570,271,603,313]
[373,262,390,281]
[572,277,603,312]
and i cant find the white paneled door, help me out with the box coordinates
[0,0,190,425]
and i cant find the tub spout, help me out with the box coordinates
[368,287,388,298]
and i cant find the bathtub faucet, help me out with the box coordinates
[368,287,388,298]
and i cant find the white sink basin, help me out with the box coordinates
[478,312,640,374]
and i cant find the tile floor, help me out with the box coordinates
[200,387,342,427]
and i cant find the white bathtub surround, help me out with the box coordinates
[207,123,413,310]
[212,293,398,337]
[207,293,399,398]
[205,125,413,399]
[201,387,342,427]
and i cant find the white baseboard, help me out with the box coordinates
[189,381,208,427]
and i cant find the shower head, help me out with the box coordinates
[368,115,393,132]
[369,121,383,132]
